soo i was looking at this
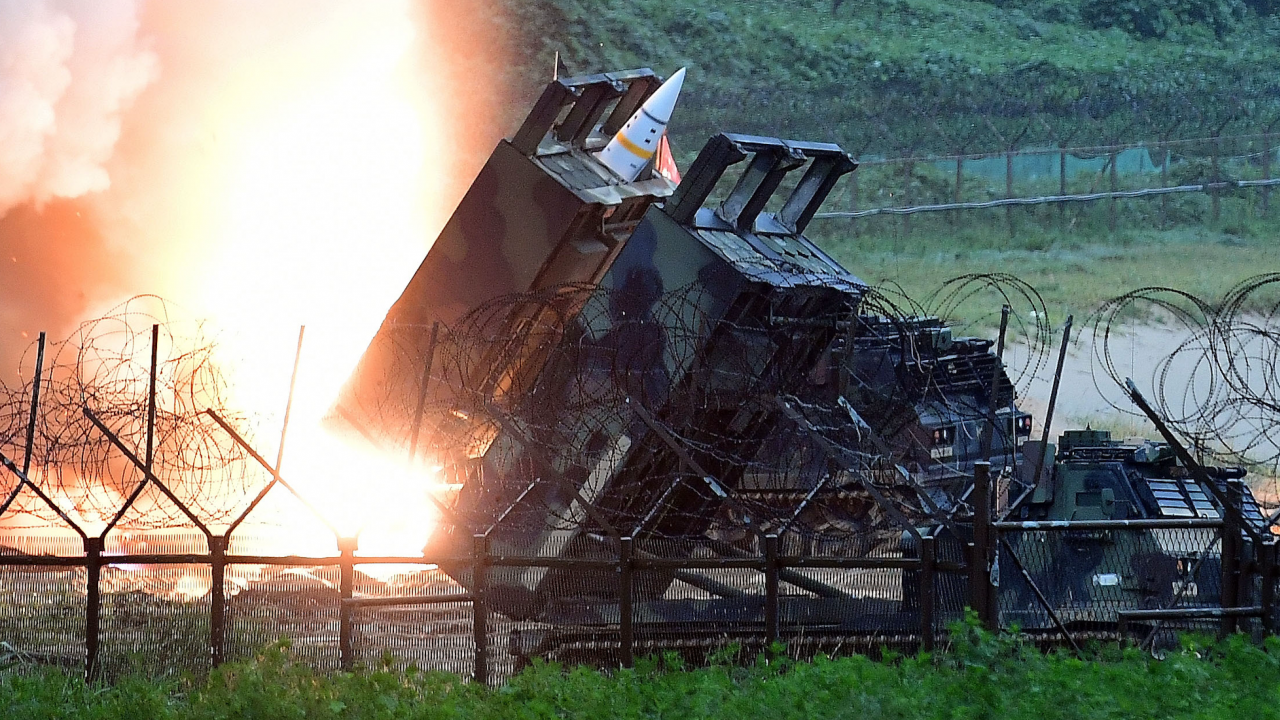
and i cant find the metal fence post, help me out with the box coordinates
[970,462,994,629]
[210,535,226,667]
[619,536,633,667]
[765,534,779,649]
[338,536,357,670]
[1260,539,1276,636]
[1212,136,1222,223]
[1220,481,1242,637]
[473,534,489,686]
[1108,150,1119,233]
[1263,134,1273,218]
[84,536,102,680]
[920,534,936,652]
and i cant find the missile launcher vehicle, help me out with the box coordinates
[437,131,867,619]
[836,315,1032,490]
[335,68,1039,653]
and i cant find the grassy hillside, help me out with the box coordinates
[505,0,1280,159]
[494,0,1280,323]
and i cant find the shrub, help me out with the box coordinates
[1080,0,1245,38]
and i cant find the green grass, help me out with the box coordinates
[4,622,1280,719]
[812,211,1280,329]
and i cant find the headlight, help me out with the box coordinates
[931,426,955,446]
[1016,415,1033,436]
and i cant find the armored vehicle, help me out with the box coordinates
[997,429,1267,629]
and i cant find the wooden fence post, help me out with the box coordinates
[1212,136,1222,223]
[1160,140,1170,229]
[849,163,860,238]
[1108,150,1119,234]
[1059,143,1068,230]
[1005,148,1015,238]
[953,155,963,228]
[903,160,914,239]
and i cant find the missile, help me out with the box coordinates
[596,67,686,182]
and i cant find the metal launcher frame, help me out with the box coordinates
[435,134,865,621]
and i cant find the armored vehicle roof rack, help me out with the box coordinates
[667,133,857,236]
[660,133,859,287]
[1058,429,1115,453]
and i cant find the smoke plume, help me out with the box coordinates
[0,0,156,213]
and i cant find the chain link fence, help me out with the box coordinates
[811,132,1280,238]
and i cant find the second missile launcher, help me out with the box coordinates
[434,133,864,619]
[838,315,1033,490]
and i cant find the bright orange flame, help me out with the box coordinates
[159,7,454,561]
[1,3,518,576]
[169,573,214,602]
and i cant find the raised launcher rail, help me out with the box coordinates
[331,69,679,458]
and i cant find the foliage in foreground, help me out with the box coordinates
[3,621,1280,720]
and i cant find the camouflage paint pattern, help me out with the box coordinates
[996,430,1266,628]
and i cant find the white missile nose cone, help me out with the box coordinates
[643,67,686,124]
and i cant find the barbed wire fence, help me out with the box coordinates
[0,297,263,532]
[1087,274,1280,477]
[0,269,1278,679]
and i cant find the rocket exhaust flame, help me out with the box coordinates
[0,1,520,566]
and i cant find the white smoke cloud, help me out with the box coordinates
[0,0,157,214]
